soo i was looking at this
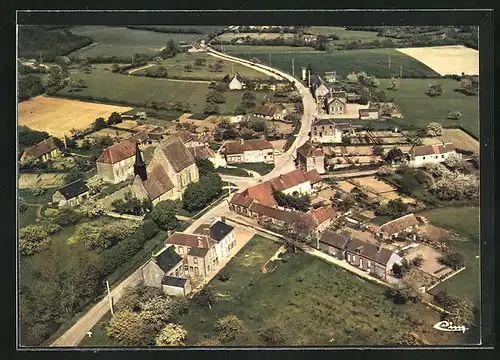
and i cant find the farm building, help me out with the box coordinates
[194,218,236,261]
[359,108,379,120]
[407,143,459,167]
[51,179,90,208]
[317,230,350,259]
[324,71,337,83]
[377,213,420,241]
[132,135,200,202]
[253,103,288,120]
[310,118,343,144]
[20,137,61,163]
[296,141,325,174]
[140,245,190,296]
[308,206,337,234]
[96,138,138,184]
[345,238,403,280]
[223,139,275,164]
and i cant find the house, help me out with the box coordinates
[325,92,347,115]
[165,232,216,261]
[224,139,275,164]
[345,238,403,280]
[253,103,288,120]
[317,230,349,259]
[310,118,343,144]
[20,137,61,163]
[359,108,379,120]
[186,247,213,279]
[346,93,362,103]
[308,206,337,233]
[96,138,138,184]
[302,34,318,43]
[224,73,246,90]
[248,202,305,229]
[141,246,190,296]
[194,219,236,260]
[377,213,420,241]
[188,145,217,165]
[296,141,325,174]
[324,71,337,83]
[51,179,90,208]
[188,44,204,53]
[408,143,458,168]
[174,130,207,148]
[267,169,316,195]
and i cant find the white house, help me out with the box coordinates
[408,143,459,167]
[226,73,245,90]
[224,139,275,164]
[267,168,321,196]
[194,219,236,260]
[310,118,343,144]
[359,108,379,120]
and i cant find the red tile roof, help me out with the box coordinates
[379,213,419,236]
[297,141,324,158]
[267,169,309,192]
[97,139,136,164]
[165,232,216,248]
[309,206,337,225]
[23,137,58,159]
[141,165,175,200]
[412,143,456,157]
[224,139,274,155]
[188,145,215,160]
[246,182,277,207]
[304,169,322,185]
[229,192,255,208]
[158,135,196,173]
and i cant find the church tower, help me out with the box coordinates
[133,141,147,181]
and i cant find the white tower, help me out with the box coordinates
[301,67,307,81]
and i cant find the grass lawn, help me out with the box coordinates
[234,162,275,175]
[417,206,480,307]
[18,188,56,205]
[304,26,393,45]
[179,235,467,346]
[134,52,271,81]
[216,166,252,177]
[68,26,206,58]
[57,69,268,115]
[19,206,40,227]
[379,78,479,138]
[231,48,439,79]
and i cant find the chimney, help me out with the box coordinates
[202,227,211,238]
[240,138,244,144]
[221,216,226,223]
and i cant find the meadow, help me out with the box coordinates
[68,26,207,58]
[379,78,479,138]
[57,69,268,115]
[214,44,319,54]
[134,52,271,80]
[229,48,440,79]
[304,26,394,45]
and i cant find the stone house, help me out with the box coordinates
[377,213,420,241]
[165,232,218,273]
[253,103,288,120]
[308,206,337,234]
[140,246,191,296]
[408,143,458,168]
[96,139,138,184]
[224,139,275,164]
[317,230,350,259]
[186,247,213,279]
[51,179,90,208]
[20,137,61,163]
[325,96,347,116]
[194,219,236,260]
[345,238,403,280]
[247,202,305,229]
[310,118,343,144]
[296,141,325,174]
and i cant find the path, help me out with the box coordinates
[127,63,155,75]
[321,169,380,179]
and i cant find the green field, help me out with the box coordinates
[305,26,380,39]
[379,78,479,137]
[57,69,268,115]
[178,235,467,346]
[216,44,319,54]
[231,48,439,79]
[68,26,209,58]
[134,52,271,80]
[418,207,480,307]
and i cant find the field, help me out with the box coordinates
[177,235,466,346]
[417,207,480,307]
[215,32,296,41]
[231,48,440,79]
[215,44,319,54]
[378,78,479,138]
[350,176,397,194]
[19,173,66,189]
[396,45,479,76]
[304,26,394,45]
[18,96,133,138]
[134,52,271,80]
[438,128,479,154]
[68,26,207,58]
[56,69,268,115]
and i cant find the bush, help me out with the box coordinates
[141,219,159,240]
[213,315,246,342]
[258,324,287,346]
[19,225,51,256]
[438,251,465,270]
[19,197,28,213]
[217,269,230,282]
[150,200,179,231]
[53,208,82,226]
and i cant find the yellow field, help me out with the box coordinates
[438,128,479,154]
[396,45,479,76]
[351,176,396,194]
[18,96,133,138]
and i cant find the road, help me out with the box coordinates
[52,47,318,347]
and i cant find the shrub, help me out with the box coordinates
[438,251,465,270]
[53,208,82,226]
[150,200,179,231]
[217,269,230,282]
[155,323,187,346]
[79,200,105,219]
[19,197,28,213]
[19,225,51,256]
[258,324,287,346]
[141,219,159,240]
[213,315,245,342]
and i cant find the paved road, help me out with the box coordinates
[52,47,317,347]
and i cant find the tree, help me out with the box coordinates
[426,122,444,137]
[195,157,216,177]
[258,324,287,346]
[434,291,475,326]
[160,39,179,59]
[108,112,122,125]
[376,199,409,218]
[19,197,28,213]
[63,169,83,185]
[285,215,317,247]
[141,219,159,240]
[53,208,82,226]
[390,281,422,304]
[206,89,226,104]
[213,315,246,342]
[139,296,177,329]
[79,199,105,219]
[106,310,156,346]
[182,172,222,213]
[92,117,107,132]
[204,102,220,115]
[387,77,400,91]
[444,153,469,172]
[155,324,187,346]
[385,148,405,164]
[426,83,443,97]
[194,58,206,67]
[19,225,51,256]
[192,286,215,309]
[150,200,179,231]
[116,282,163,312]
[446,110,462,120]
[455,76,478,96]
[410,253,425,268]
[438,251,465,270]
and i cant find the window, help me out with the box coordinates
[435,156,438,159]
[195,267,199,276]
[193,257,198,264]
[178,247,183,254]
[423,157,426,160]
[441,155,445,158]
[207,265,210,271]
[189,266,194,272]
[352,255,356,262]
[329,126,332,129]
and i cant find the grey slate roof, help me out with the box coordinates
[319,230,349,250]
[162,276,188,287]
[154,246,182,274]
[56,179,89,200]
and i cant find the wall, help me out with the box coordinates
[409,151,459,168]
[140,261,165,288]
[281,181,311,196]
[163,284,186,296]
[97,156,135,184]
[243,149,274,163]
[311,125,342,144]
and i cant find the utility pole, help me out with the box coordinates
[63,135,67,149]
[308,69,311,87]
[106,280,114,317]
[291,58,295,76]
[388,55,391,69]
[39,51,42,64]
[400,65,403,79]
[269,52,272,66]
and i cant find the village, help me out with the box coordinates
[17,24,480,348]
